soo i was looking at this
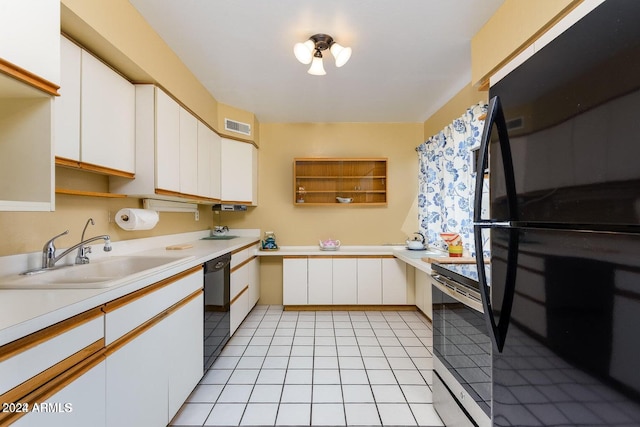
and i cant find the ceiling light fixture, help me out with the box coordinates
[293,34,352,75]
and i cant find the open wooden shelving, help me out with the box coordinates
[293,158,388,206]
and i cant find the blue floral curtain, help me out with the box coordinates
[417,102,489,257]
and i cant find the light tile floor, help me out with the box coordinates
[170,305,444,427]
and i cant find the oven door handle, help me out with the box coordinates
[430,273,484,313]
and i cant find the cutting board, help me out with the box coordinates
[422,256,478,264]
[165,243,193,250]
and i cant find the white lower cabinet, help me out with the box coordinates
[357,258,382,304]
[230,289,249,336]
[13,361,106,427]
[382,258,408,304]
[308,258,333,304]
[283,257,308,305]
[332,258,357,304]
[230,248,260,335]
[167,294,204,419]
[415,268,433,320]
[248,256,260,307]
[106,320,168,427]
[283,256,410,306]
[105,268,203,427]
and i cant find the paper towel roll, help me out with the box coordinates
[115,208,159,231]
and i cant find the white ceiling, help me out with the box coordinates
[129,0,504,123]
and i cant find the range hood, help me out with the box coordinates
[212,204,247,212]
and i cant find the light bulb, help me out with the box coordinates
[330,42,352,67]
[307,56,326,75]
[293,39,315,64]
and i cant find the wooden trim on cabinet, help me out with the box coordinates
[155,188,183,198]
[55,157,135,179]
[231,241,260,255]
[76,162,135,179]
[0,57,60,96]
[155,188,221,204]
[220,134,258,147]
[106,289,202,357]
[284,304,417,312]
[230,286,249,305]
[0,340,105,425]
[295,202,388,207]
[231,255,257,273]
[54,157,80,168]
[283,256,308,259]
[0,307,103,363]
[56,188,127,198]
[221,199,253,205]
[102,265,202,314]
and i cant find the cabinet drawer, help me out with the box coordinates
[230,288,249,336]
[231,248,250,268]
[0,310,104,396]
[231,262,249,300]
[104,268,202,344]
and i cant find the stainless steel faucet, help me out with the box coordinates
[41,219,112,269]
[76,218,95,265]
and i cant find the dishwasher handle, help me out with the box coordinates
[204,253,231,273]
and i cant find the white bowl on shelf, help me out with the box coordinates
[336,197,352,203]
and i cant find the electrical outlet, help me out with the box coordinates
[195,210,199,221]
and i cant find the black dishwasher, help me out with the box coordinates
[203,252,231,371]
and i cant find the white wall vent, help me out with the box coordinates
[224,118,251,136]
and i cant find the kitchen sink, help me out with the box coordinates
[201,236,238,240]
[0,255,193,289]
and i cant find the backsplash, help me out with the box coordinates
[417,102,489,257]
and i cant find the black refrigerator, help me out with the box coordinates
[473,1,640,425]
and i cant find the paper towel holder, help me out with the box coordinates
[143,199,199,220]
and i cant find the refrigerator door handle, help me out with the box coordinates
[473,96,518,223]
[474,225,519,352]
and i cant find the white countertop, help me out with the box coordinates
[0,230,260,346]
[257,245,405,256]
[0,235,444,346]
[257,244,445,273]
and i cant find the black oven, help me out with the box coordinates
[203,252,231,371]
[431,262,491,427]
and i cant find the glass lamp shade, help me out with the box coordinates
[307,56,326,75]
[330,42,352,67]
[293,40,315,64]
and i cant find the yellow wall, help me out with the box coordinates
[423,84,488,140]
[0,168,214,257]
[220,123,423,244]
[215,122,423,304]
[471,0,580,87]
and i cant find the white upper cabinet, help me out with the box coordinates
[55,36,81,161]
[111,85,224,203]
[179,107,198,196]
[0,0,60,86]
[80,50,135,175]
[197,122,222,200]
[221,138,258,205]
[55,36,135,176]
[155,87,181,192]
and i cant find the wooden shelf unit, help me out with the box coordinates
[293,158,388,206]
